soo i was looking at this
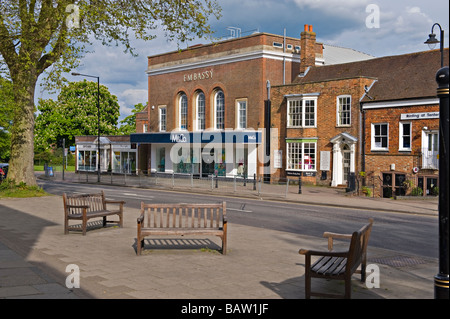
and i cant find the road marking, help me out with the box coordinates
[227,208,252,213]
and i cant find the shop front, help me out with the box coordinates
[75,136,137,174]
[131,130,262,178]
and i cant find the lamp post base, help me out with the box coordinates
[434,274,449,299]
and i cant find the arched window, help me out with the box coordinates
[179,93,188,130]
[215,90,225,130]
[196,92,205,130]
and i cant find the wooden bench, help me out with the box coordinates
[137,202,227,255]
[299,218,374,299]
[63,191,125,235]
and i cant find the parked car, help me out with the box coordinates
[0,163,8,181]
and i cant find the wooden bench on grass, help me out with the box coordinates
[137,202,227,255]
[299,218,374,299]
[63,191,125,235]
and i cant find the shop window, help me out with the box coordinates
[286,141,316,171]
[382,173,406,198]
[78,150,96,171]
[418,176,439,196]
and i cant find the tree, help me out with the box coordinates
[35,80,120,150]
[117,102,147,135]
[0,1,221,185]
[0,77,14,162]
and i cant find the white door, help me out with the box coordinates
[423,132,438,169]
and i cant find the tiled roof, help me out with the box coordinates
[296,48,449,102]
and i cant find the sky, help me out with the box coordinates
[35,0,449,122]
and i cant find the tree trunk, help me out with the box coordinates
[8,69,38,186]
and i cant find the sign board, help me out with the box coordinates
[400,112,439,120]
[274,150,282,169]
[320,151,331,171]
[286,170,302,177]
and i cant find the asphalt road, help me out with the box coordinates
[38,179,439,259]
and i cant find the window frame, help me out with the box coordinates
[286,140,317,171]
[214,90,225,130]
[371,123,389,151]
[399,121,412,151]
[158,106,166,132]
[195,91,205,131]
[336,95,351,127]
[236,99,247,130]
[179,93,188,131]
[287,96,317,128]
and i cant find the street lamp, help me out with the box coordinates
[71,72,101,183]
[425,24,449,299]
[425,23,444,68]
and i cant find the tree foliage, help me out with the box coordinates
[0,0,221,185]
[118,102,147,135]
[0,77,14,162]
[35,80,120,150]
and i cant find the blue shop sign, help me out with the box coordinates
[131,131,262,144]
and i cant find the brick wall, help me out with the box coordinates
[363,103,439,196]
[270,77,375,185]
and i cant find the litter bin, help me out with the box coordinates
[48,166,54,177]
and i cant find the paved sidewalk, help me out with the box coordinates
[0,180,439,300]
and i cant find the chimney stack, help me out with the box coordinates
[300,24,316,74]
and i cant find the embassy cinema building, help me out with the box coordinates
[132,25,374,179]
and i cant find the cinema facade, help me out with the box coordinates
[132,25,374,179]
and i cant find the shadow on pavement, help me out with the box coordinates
[0,202,93,298]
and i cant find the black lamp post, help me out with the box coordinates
[425,23,445,68]
[425,23,449,299]
[71,72,101,183]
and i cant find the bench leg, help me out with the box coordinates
[344,276,352,299]
[221,236,227,255]
[103,216,107,227]
[64,215,69,235]
[137,238,144,255]
[82,217,87,236]
[304,256,311,299]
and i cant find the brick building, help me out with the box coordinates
[270,47,448,197]
[132,25,373,178]
[361,49,449,197]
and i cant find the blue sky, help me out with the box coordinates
[36,0,449,122]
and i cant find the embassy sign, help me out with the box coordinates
[183,70,213,82]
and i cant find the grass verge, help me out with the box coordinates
[0,178,48,198]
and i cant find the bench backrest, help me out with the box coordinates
[140,202,226,229]
[347,218,373,274]
[63,192,106,214]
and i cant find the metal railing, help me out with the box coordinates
[40,168,309,199]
